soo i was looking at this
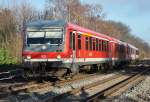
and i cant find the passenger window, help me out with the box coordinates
[93,38,96,51]
[115,44,118,52]
[107,41,111,52]
[96,38,99,51]
[106,41,109,52]
[90,37,92,50]
[78,34,81,49]
[103,40,106,52]
[70,32,73,49]
[86,37,89,50]
[99,40,101,51]
[102,40,104,51]
[105,41,108,52]
[73,33,75,50]
[104,41,106,51]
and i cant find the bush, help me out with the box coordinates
[0,48,17,64]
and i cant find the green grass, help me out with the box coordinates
[0,48,18,65]
[0,48,21,72]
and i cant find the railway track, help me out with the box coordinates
[84,69,148,102]
[0,72,118,101]
[0,69,24,81]
[0,63,149,102]
[43,74,122,102]
[0,73,93,93]
[47,67,149,102]
[0,73,99,99]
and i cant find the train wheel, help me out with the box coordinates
[39,62,47,78]
[62,65,79,79]
[83,65,92,73]
[71,65,79,74]
[97,64,101,71]
[101,64,108,73]
[23,68,34,80]
[61,68,72,79]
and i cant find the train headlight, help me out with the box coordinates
[57,55,61,59]
[42,45,47,50]
[27,55,31,59]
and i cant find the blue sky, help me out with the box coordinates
[81,0,150,45]
[1,0,150,45]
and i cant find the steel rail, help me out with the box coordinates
[84,68,149,102]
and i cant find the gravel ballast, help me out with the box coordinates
[109,74,150,102]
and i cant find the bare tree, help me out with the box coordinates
[0,0,40,63]
[11,0,39,28]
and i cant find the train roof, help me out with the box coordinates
[26,20,66,28]
[67,23,126,44]
[67,23,112,41]
[26,20,112,41]
[128,43,138,50]
[26,20,137,49]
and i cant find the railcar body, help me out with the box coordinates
[22,20,139,76]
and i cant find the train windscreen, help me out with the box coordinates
[24,28,64,52]
[27,28,63,45]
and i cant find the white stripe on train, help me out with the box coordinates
[24,57,121,63]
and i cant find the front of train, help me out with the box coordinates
[22,20,67,77]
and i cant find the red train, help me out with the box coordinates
[22,20,139,77]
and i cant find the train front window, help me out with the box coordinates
[27,28,63,45]
[27,32,45,44]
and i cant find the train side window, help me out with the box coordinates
[99,40,101,51]
[96,38,99,51]
[122,46,124,53]
[120,45,121,53]
[90,37,92,50]
[119,45,121,53]
[104,41,106,51]
[106,41,109,52]
[73,33,75,50]
[120,45,121,52]
[106,41,108,52]
[102,40,105,51]
[78,34,81,49]
[106,41,108,51]
[86,37,89,50]
[115,44,118,52]
[105,41,107,52]
[136,50,139,55]
[93,38,96,51]
[70,32,75,50]
[102,40,103,51]
[127,47,129,54]
[69,32,73,49]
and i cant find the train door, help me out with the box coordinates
[70,31,76,63]
[70,31,79,72]
[76,33,83,60]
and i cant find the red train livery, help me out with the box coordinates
[22,20,139,76]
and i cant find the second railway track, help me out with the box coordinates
[51,67,149,102]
